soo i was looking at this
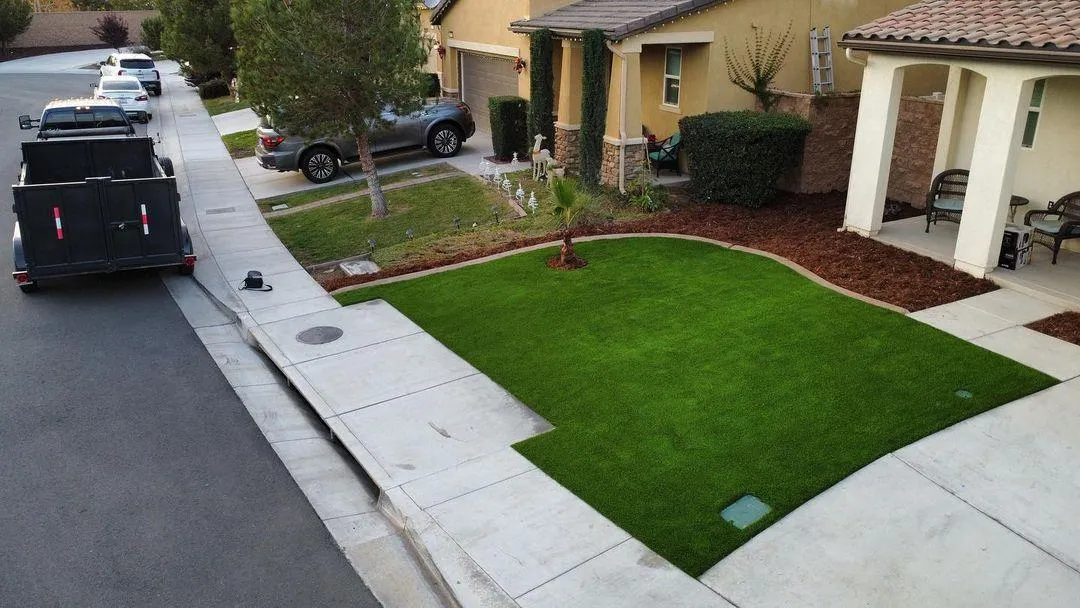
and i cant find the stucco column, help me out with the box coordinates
[601,48,644,189]
[557,40,583,127]
[952,74,1034,277]
[843,59,904,236]
[932,66,966,177]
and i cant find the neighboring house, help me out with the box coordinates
[418,0,441,75]
[839,0,1080,278]
[430,0,944,188]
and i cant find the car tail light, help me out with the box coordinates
[456,103,471,115]
[117,69,125,75]
[260,135,285,150]
[153,70,160,79]
[183,254,197,268]
[13,271,29,284]
[135,94,149,101]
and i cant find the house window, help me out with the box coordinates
[663,47,682,107]
[1021,79,1046,149]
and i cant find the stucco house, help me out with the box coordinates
[839,0,1080,279]
[429,0,945,188]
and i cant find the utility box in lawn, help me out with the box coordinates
[11,137,195,293]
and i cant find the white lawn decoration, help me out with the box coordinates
[531,134,552,181]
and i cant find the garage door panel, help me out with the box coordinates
[461,52,519,133]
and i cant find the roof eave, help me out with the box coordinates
[839,38,1080,66]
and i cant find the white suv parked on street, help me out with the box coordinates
[99,53,162,96]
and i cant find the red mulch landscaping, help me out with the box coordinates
[321,192,998,312]
[1027,312,1080,346]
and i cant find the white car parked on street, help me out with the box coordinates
[99,52,161,96]
[93,76,152,123]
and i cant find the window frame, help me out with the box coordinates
[662,46,682,108]
[1021,78,1046,150]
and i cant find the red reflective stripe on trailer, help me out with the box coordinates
[53,206,63,240]
[140,203,149,235]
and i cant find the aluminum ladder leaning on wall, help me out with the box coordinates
[810,26,834,94]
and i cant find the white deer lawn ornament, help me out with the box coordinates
[531,134,552,181]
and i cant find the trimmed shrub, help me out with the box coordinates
[488,95,529,161]
[528,28,555,151]
[197,77,231,99]
[91,13,129,50]
[140,16,164,51]
[579,29,608,187]
[679,110,811,207]
[424,73,440,98]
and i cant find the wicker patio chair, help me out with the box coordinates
[1024,191,1080,264]
[925,169,969,232]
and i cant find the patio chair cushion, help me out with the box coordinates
[1031,218,1080,236]
[932,197,965,212]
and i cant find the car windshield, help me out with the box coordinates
[41,107,129,130]
[119,59,154,69]
[103,80,141,91]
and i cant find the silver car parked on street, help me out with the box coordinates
[255,99,476,183]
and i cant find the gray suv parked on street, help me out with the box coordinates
[255,99,476,183]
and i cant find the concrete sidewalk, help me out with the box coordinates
[158,69,725,607]
[162,59,1080,606]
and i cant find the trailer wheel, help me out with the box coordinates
[19,282,38,293]
[159,156,175,177]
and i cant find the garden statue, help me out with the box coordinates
[531,134,552,181]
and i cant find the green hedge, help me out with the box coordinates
[489,96,529,160]
[579,29,608,187]
[679,111,811,207]
[528,29,555,152]
[197,77,230,99]
[424,73,440,98]
[140,15,164,50]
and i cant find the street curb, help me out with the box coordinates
[330,232,911,315]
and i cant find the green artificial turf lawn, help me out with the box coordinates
[268,176,508,265]
[256,163,455,213]
[203,95,252,116]
[336,238,1056,576]
[221,129,256,159]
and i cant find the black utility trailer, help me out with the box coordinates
[11,137,194,293]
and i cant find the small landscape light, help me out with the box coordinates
[491,205,499,224]
[405,228,414,240]
[368,238,377,253]
[453,215,461,230]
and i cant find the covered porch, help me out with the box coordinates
[841,50,1080,301]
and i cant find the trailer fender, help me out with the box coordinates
[12,221,27,272]
[180,220,194,256]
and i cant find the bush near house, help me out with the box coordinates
[424,72,440,98]
[197,77,230,99]
[528,28,555,150]
[489,95,529,161]
[140,15,163,50]
[579,29,608,187]
[91,13,129,49]
[680,110,811,207]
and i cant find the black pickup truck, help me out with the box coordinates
[11,136,195,293]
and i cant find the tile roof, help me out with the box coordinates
[843,0,1080,58]
[506,0,725,40]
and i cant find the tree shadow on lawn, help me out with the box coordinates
[337,237,1056,576]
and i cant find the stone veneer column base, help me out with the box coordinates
[554,126,580,175]
[600,141,645,189]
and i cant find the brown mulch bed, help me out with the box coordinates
[1027,312,1080,346]
[321,192,997,312]
[0,45,110,64]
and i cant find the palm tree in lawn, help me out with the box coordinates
[549,177,591,269]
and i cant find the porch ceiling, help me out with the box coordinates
[841,0,1080,65]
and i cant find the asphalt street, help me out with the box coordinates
[0,73,378,607]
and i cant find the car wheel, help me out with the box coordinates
[428,124,462,158]
[300,148,340,183]
[19,281,38,293]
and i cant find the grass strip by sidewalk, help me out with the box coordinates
[221,129,256,159]
[268,176,510,266]
[256,163,454,213]
[337,237,1056,576]
[203,95,252,117]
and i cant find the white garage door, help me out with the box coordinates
[460,52,519,133]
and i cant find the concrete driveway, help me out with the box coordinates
[226,124,492,201]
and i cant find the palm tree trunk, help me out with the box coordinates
[355,132,388,218]
[559,231,575,265]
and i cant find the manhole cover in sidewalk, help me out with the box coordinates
[296,326,344,345]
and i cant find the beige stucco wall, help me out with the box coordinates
[639,43,709,139]
[419,7,440,75]
[944,71,1080,211]
[12,10,159,48]
[437,0,531,98]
